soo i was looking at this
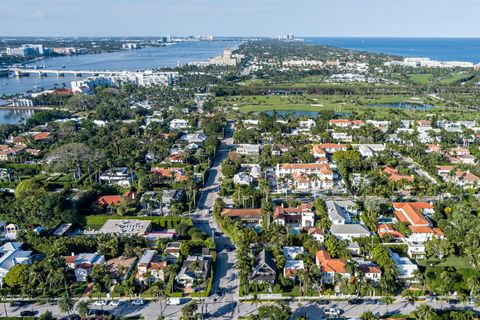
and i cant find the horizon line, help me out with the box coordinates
[1,35,480,39]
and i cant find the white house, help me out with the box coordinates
[407,242,426,260]
[330,224,371,241]
[331,132,353,142]
[273,204,315,229]
[283,246,305,260]
[65,252,106,282]
[298,119,316,132]
[391,252,419,283]
[235,144,261,156]
[326,200,357,225]
[99,167,135,187]
[169,119,188,130]
[233,172,252,186]
[358,144,385,158]
[0,242,32,285]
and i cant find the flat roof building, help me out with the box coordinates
[99,219,152,236]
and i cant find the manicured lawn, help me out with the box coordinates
[418,256,473,269]
[82,215,193,229]
[438,72,473,85]
[408,73,432,85]
[436,256,473,269]
[218,94,437,116]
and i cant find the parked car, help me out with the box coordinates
[20,311,37,316]
[132,299,144,306]
[93,300,108,306]
[10,301,25,307]
[348,299,362,305]
[167,298,182,305]
[317,300,330,305]
[324,308,341,316]
[109,300,122,306]
[365,299,377,304]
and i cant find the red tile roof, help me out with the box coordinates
[316,250,346,273]
[32,132,50,141]
[279,163,333,175]
[221,208,263,219]
[97,195,123,206]
[393,202,432,226]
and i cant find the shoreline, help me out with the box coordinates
[0,106,56,110]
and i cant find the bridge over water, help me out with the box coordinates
[9,68,124,77]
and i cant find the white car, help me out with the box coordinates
[324,308,341,316]
[167,298,182,305]
[93,300,108,306]
[109,300,122,306]
[131,299,144,306]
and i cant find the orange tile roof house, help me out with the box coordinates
[357,263,382,282]
[96,195,123,206]
[151,167,188,182]
[425,144,441,153]
[273,204,314,228]
[31,132,50,141]
[383,167,414,182]
[393,202,432,226]
[315,250,349,284]
[311,143,347,158]
[455,170,480,187]
[393,202,443,243]
[221,208,263,225]
[377,224,404,239]
[276,162,334,192]
[328,119,364,128]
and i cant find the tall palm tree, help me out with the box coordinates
[0,288,8,317]
[75,300,89,318]
[467,276,480,297]
[58,294,74,319]
[411,304,437,320]
[383,294,394,315]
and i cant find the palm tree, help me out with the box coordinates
[0,288,8,317]
[411,304,437,320]
[360,310,377,320]
[383,294,394,315]
[467,276,480,297]
[58,294,74,319]
[75,300,89,317]
[152,281,166,319]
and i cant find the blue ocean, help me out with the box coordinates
[305,37,480,63]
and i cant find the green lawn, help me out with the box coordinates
[435,256,473,269]
[218,94,436,115]
[417,256,473,269]
[82,215,193,229]
[438,72,473,85]
[408,73,432,85]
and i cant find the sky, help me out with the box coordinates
[1,0,479,37]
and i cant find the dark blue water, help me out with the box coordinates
[306,37,480,63]
[368,102,435,110]
[0,40,241,96]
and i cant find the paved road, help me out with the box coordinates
[193,121,239,319]
[3,297,480,319]
[393,151,439,186]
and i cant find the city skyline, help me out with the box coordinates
[1,0,479,37]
